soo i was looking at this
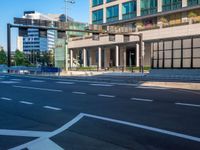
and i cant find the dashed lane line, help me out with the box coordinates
[43,106,62,111]
[175,102,200,108]
[72,91,86,95]
[13,85,63,92]
[56,81,75,85]
[131,98,154,102]
[1,97,12,101]
[98,94,115,98]
[10,79,22,81]
[31,80,45,83]
[19,101,34,105]
[90,84,114,87]
[136,86,169,90]
[0,81,19,84]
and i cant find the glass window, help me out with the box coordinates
[106,5,119,23]
[188,0,200,6]
[162,0,182,12]
[92,9,103,24]
[141,0,157,16]
[92,0,103,7]
[122,1,137,20]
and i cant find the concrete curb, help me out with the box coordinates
[141,82,200,91]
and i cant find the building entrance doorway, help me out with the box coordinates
[127,48,136,67]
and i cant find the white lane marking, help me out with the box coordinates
[0,129,50,137]
[0,81,19,84]
[9,112,200,150]
[10,113,84,150]
[11,79,22,81]
[0,75,5,78]
[72,91,86,95]
[98,94,115,98]
[131,98,153,102]
[27,139,63,150]
[20,101,34,105]
[56,81,74,85]
[175,103,200,108]
[83,113,200,143]
[90,84,114,87]
[137,86,169,90]
[13,85,63,92]
[1,97,12,101]
[31,80,45,83]
[43,106,62,111]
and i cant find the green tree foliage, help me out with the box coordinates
[14,50,30,66]
[0,48,7,64]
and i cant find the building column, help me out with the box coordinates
[70,49,73,68]
[119,3,122,20]
[123,47,127,68]
[104,48,110,68]
[98,47,102,69]
[115,45,119,67]
[136,0,141,17]
[83,48,87,67]
[182,0,187,7]
[136,43,140,67]
[158,0,162,12]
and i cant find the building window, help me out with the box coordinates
[188,0,200,6]
[107,0,116,3]
[92,9,103,24]
[92,0,103,7]
[141,0,157,16]
[106,5,119,23]
[162,0,182,12]
[122,1,137,20]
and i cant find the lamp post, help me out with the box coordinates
[64,0,75,22]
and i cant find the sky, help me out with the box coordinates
[0,0,89,51]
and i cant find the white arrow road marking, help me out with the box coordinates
[28,139,64,150]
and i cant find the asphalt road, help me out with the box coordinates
[0,73,200,150]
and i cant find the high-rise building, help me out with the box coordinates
[17,11,69,53]
[68,0,200,69]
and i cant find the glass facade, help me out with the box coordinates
[107,0,116,3]
[92,0,103,7]
[106,5,119,23]
[92,9,103,24]
[162,0,182,12]
[122,1,137,20]
[188,0,200,6]
[141,0,157,16]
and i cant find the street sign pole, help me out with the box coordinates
[7,24,11,69]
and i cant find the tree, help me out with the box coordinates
[14,50,27,66]
[0,48,7,64]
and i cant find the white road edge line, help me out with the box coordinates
[1,97,12,101]
[131,98,153,102]
[175,103,200,108]
[72,92,86,95]
[13,85,63,92]
[98,94,115,98]
[83,113,200,143]
[20,101,33,105]
[43,106,62,111]
[31,80,45,83]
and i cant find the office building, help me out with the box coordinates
[68,0,200,69]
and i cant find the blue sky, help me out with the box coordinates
[0,0,89,51]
